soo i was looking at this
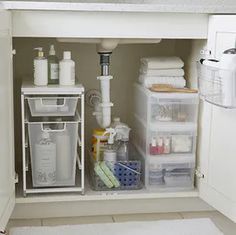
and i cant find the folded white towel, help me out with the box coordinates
[141,56,184,69]
[140,68,185,77]
[138,75,186,88]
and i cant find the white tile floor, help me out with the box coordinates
[7,211,236,235]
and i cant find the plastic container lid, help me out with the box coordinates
[63,51,71,60]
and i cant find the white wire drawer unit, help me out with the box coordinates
[21,82,85,196]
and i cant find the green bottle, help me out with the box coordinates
[48,45,59,84]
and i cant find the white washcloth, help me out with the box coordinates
[140,68,185,77]
[141,56,184,69]
[138,75,186,88]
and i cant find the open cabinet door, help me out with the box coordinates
[198,15,236,223]
[0,10,15,231]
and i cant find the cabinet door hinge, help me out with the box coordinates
[15,172,19,184]
[195,168,204,179]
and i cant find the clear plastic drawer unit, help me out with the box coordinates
[146,156,195,191]
[134,83,199,125]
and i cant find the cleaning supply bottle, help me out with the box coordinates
[59,51,75,86]
[48,45,59,84]
[103,128,117,163]
[34,130,56,186]
[117,138,129,161]
[34,47,48,86]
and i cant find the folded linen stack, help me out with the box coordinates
[139,57,186,88]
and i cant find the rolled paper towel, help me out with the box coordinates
[140,57,184,70]
[138,75,186,88]
[139,68,185,77]
[56,133,72,181]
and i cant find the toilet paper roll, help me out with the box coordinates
[56,134,72,181]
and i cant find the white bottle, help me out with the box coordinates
[34,131,56,186]
[59,51,75,86]
[34,47,48,86]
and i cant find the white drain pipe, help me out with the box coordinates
[97,75,113,128]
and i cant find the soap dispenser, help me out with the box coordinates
[48,45,59,84]
[34,47,48,86]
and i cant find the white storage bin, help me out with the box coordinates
[28,121,78,187]
[145,156,195,191]
[27,96,79,116]
[197,62,236,108]
[134,83,199,125]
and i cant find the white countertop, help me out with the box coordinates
[1,0,236,13]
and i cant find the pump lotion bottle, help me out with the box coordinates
[59,51,75,86]
[48,45,59,84]
[34,47,48,86]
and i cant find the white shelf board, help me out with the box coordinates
[21,81,84,95]
[15,176,199,204]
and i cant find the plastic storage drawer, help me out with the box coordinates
[145,156,195,191]
[148,128,197,156]
[28,121,78,187]
[197,62,236,108]
[134,83,199,124]
[27,96,79,116]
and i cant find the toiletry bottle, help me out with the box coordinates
[163,137,171,154]
[34,130,56,186]
[117,138,129,161]
[48,45,59,84]
[157,137,164,154]
[150,137,157,155]
[34,47,48,86]
[59,51,75,86]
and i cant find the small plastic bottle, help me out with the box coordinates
[48,45,59,84]
[163,137,171,154]
[34,47,48,86]
[150,137,157,155]
[157,137,164,154]
[59,51,75,86]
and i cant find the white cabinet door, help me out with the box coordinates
[199,15,236,223]
[0,10,15,231]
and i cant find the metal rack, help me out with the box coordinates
[21,82,85,196]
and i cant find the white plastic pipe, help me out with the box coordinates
[97,75,113,128]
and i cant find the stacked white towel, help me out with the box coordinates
[139,56,186,88]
